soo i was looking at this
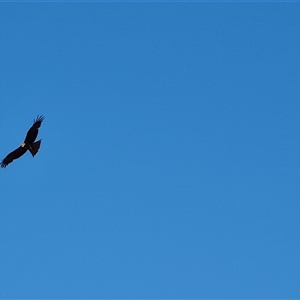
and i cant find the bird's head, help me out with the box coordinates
[20,142,26,147]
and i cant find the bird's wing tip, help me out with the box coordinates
[34,115,45,123]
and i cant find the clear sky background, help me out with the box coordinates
[0,2,300,299]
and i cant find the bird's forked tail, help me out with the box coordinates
[29,140,42,157]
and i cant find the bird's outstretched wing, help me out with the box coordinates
[24,115,45,144]
[0,147,27,168]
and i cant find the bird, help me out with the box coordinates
[1,115,45,168]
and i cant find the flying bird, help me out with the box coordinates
[1,115,45,168]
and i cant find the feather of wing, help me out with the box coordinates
[0,146,27,168]
[24,115,45,144]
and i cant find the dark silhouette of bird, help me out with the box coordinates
[1,115,45,168]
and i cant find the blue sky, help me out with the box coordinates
[0,2,300,298]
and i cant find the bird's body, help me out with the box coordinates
[1,115,44,168]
